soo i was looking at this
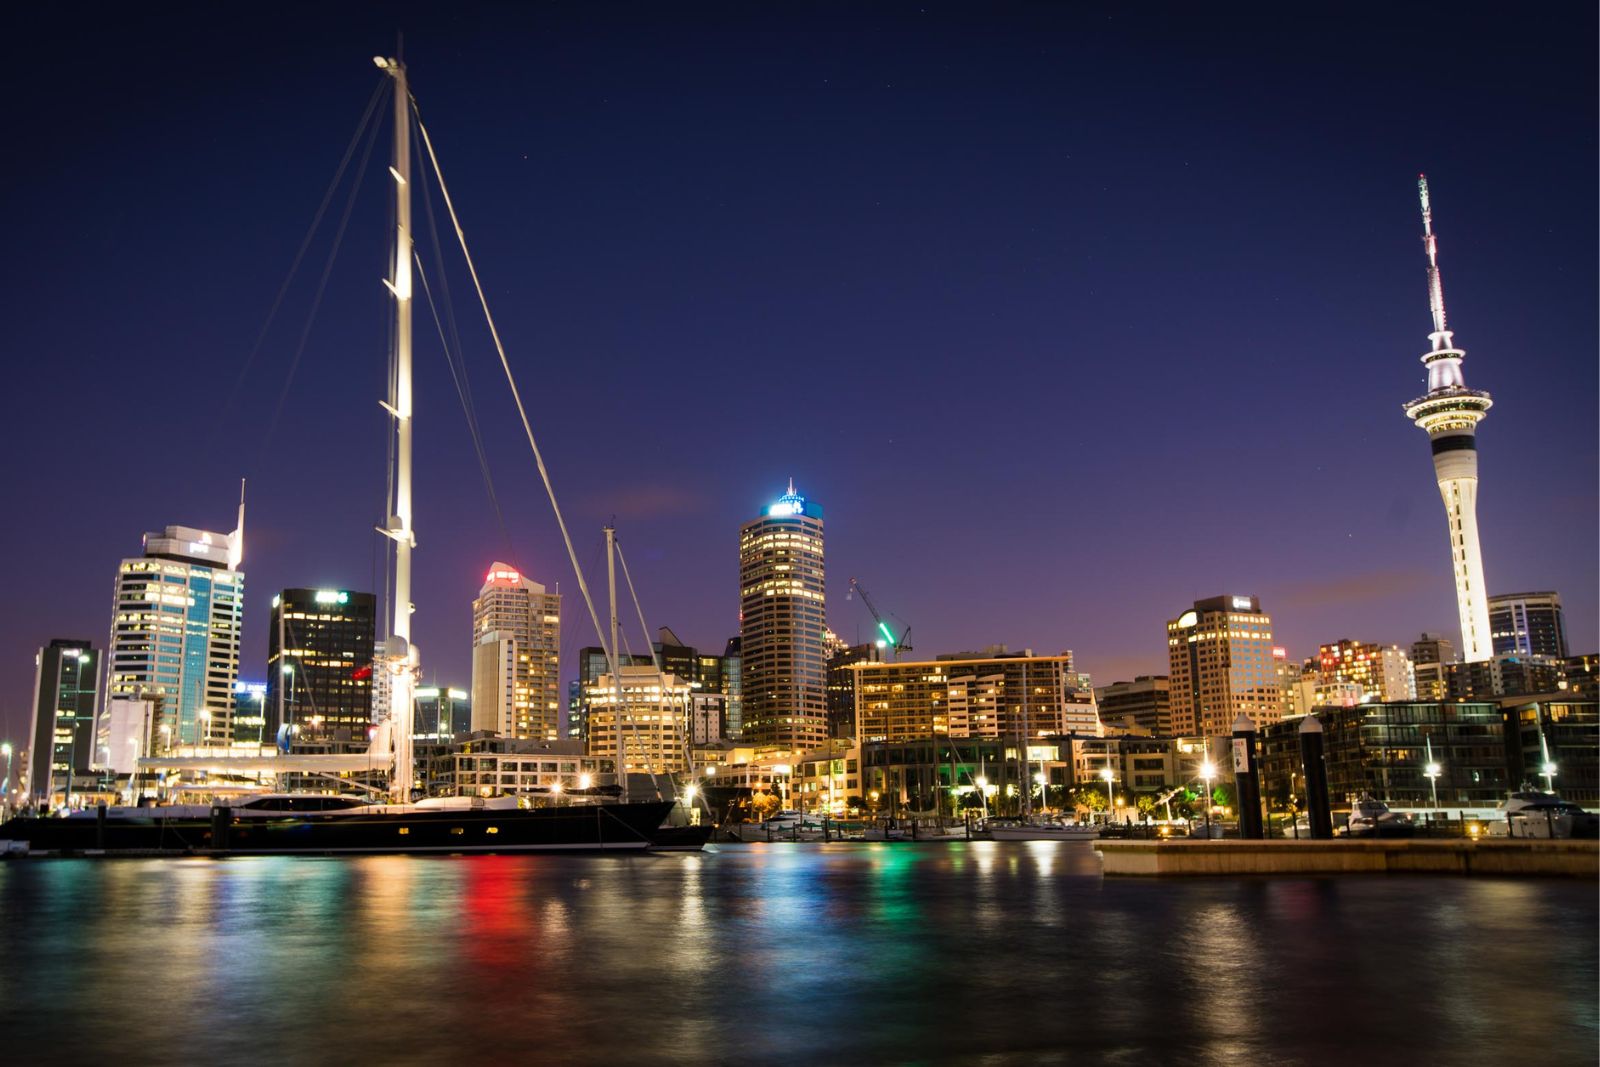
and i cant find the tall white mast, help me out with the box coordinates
[376,55,418,799]
[605,525,628,802]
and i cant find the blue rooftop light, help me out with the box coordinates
[768,478,808,517]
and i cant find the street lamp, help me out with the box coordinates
[973,777,989,820]
[1199,758,1217,838]
[1423,735,1441,811]
[1099,765,1115,824]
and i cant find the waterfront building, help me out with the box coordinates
[792,740,860,813]
[1259,702,1509,810]
[1402,177,1494,662]
[471,563,562,741]
[1094,675,1171,735]
[416,686,471,742]
[852,650,1096,744]
[105,513,244,751]
[1501,698,1597,805]
[739,481,828,752]
[585,666,692,774]
[1166,595,1282,737]
[423,733,610,798]
[265,588,377,750]
[1314,640,1416,703]
[1559,654,1598,700]
[827,639,883,739]
[1443,654,1566,701]
[1488,592,1568,659]
[28,640,101,804]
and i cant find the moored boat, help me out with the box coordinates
[983,817,1100,842]
[0,797,674,856]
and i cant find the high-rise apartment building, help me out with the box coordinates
[28,640,100,803]
[471,563,561,741]
[266,588,377,750]
[852,650,1097,743]
[1094,675,1172,735]
[739,482,827,752]
[1166,595,1282,737]
[105,513,244,750]
[1315,640,1416,703]
[1411,632,1455,701]
[1488,592,1568,659]
[1402,176,1494,661]
[827,640,884,740]
[585,665,692,774]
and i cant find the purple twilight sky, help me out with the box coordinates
[1,2,1595,745]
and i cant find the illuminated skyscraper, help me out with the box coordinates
[105,505,245,752]
[28,640,100,804]
[1403,176,1494,662]
[1166,595,1282,737]
[739,481,827,751]
[471,563,561,741]
[266,589,377,749]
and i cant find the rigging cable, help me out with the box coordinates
[210,76,388,455]
[253,97,385,471]
[617,538,697,804]
[413,250,515,558]
[411,100,618,704]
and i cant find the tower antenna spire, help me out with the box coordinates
[1419,174,1450,345]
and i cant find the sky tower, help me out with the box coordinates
[1403,175,1493,662]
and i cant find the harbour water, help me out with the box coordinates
[1,842,1594,1065]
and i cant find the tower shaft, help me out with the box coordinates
[1403,176,1493,662]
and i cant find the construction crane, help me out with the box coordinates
[845,577,912,659]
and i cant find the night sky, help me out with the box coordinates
[1,3,1595,746]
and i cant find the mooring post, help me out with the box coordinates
[1231,713,1263,839]
[1298,715,1335,839]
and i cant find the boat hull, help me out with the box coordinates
[0,801,675,856]
[986,826,1100,842]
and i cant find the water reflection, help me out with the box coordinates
[0,847,1594,1065]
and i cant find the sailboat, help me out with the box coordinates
[0,56,681,856]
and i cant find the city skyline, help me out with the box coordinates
[1,4,1596,747]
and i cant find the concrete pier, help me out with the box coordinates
[1095,838,1598,878]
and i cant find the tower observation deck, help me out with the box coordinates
[1402,175,1493,662]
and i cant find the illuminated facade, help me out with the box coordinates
[106,520,244,751]
[851,651,1097,743]
[28,640,101,803]
[1315,639,1416,704]
[739,482,828,752]
[1488,592,1568,659]
[1403,176,1494,662]
[1166,595,1283,737]
[471,563,561,741]
[266,588,377,750]
[585,666,692,774]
